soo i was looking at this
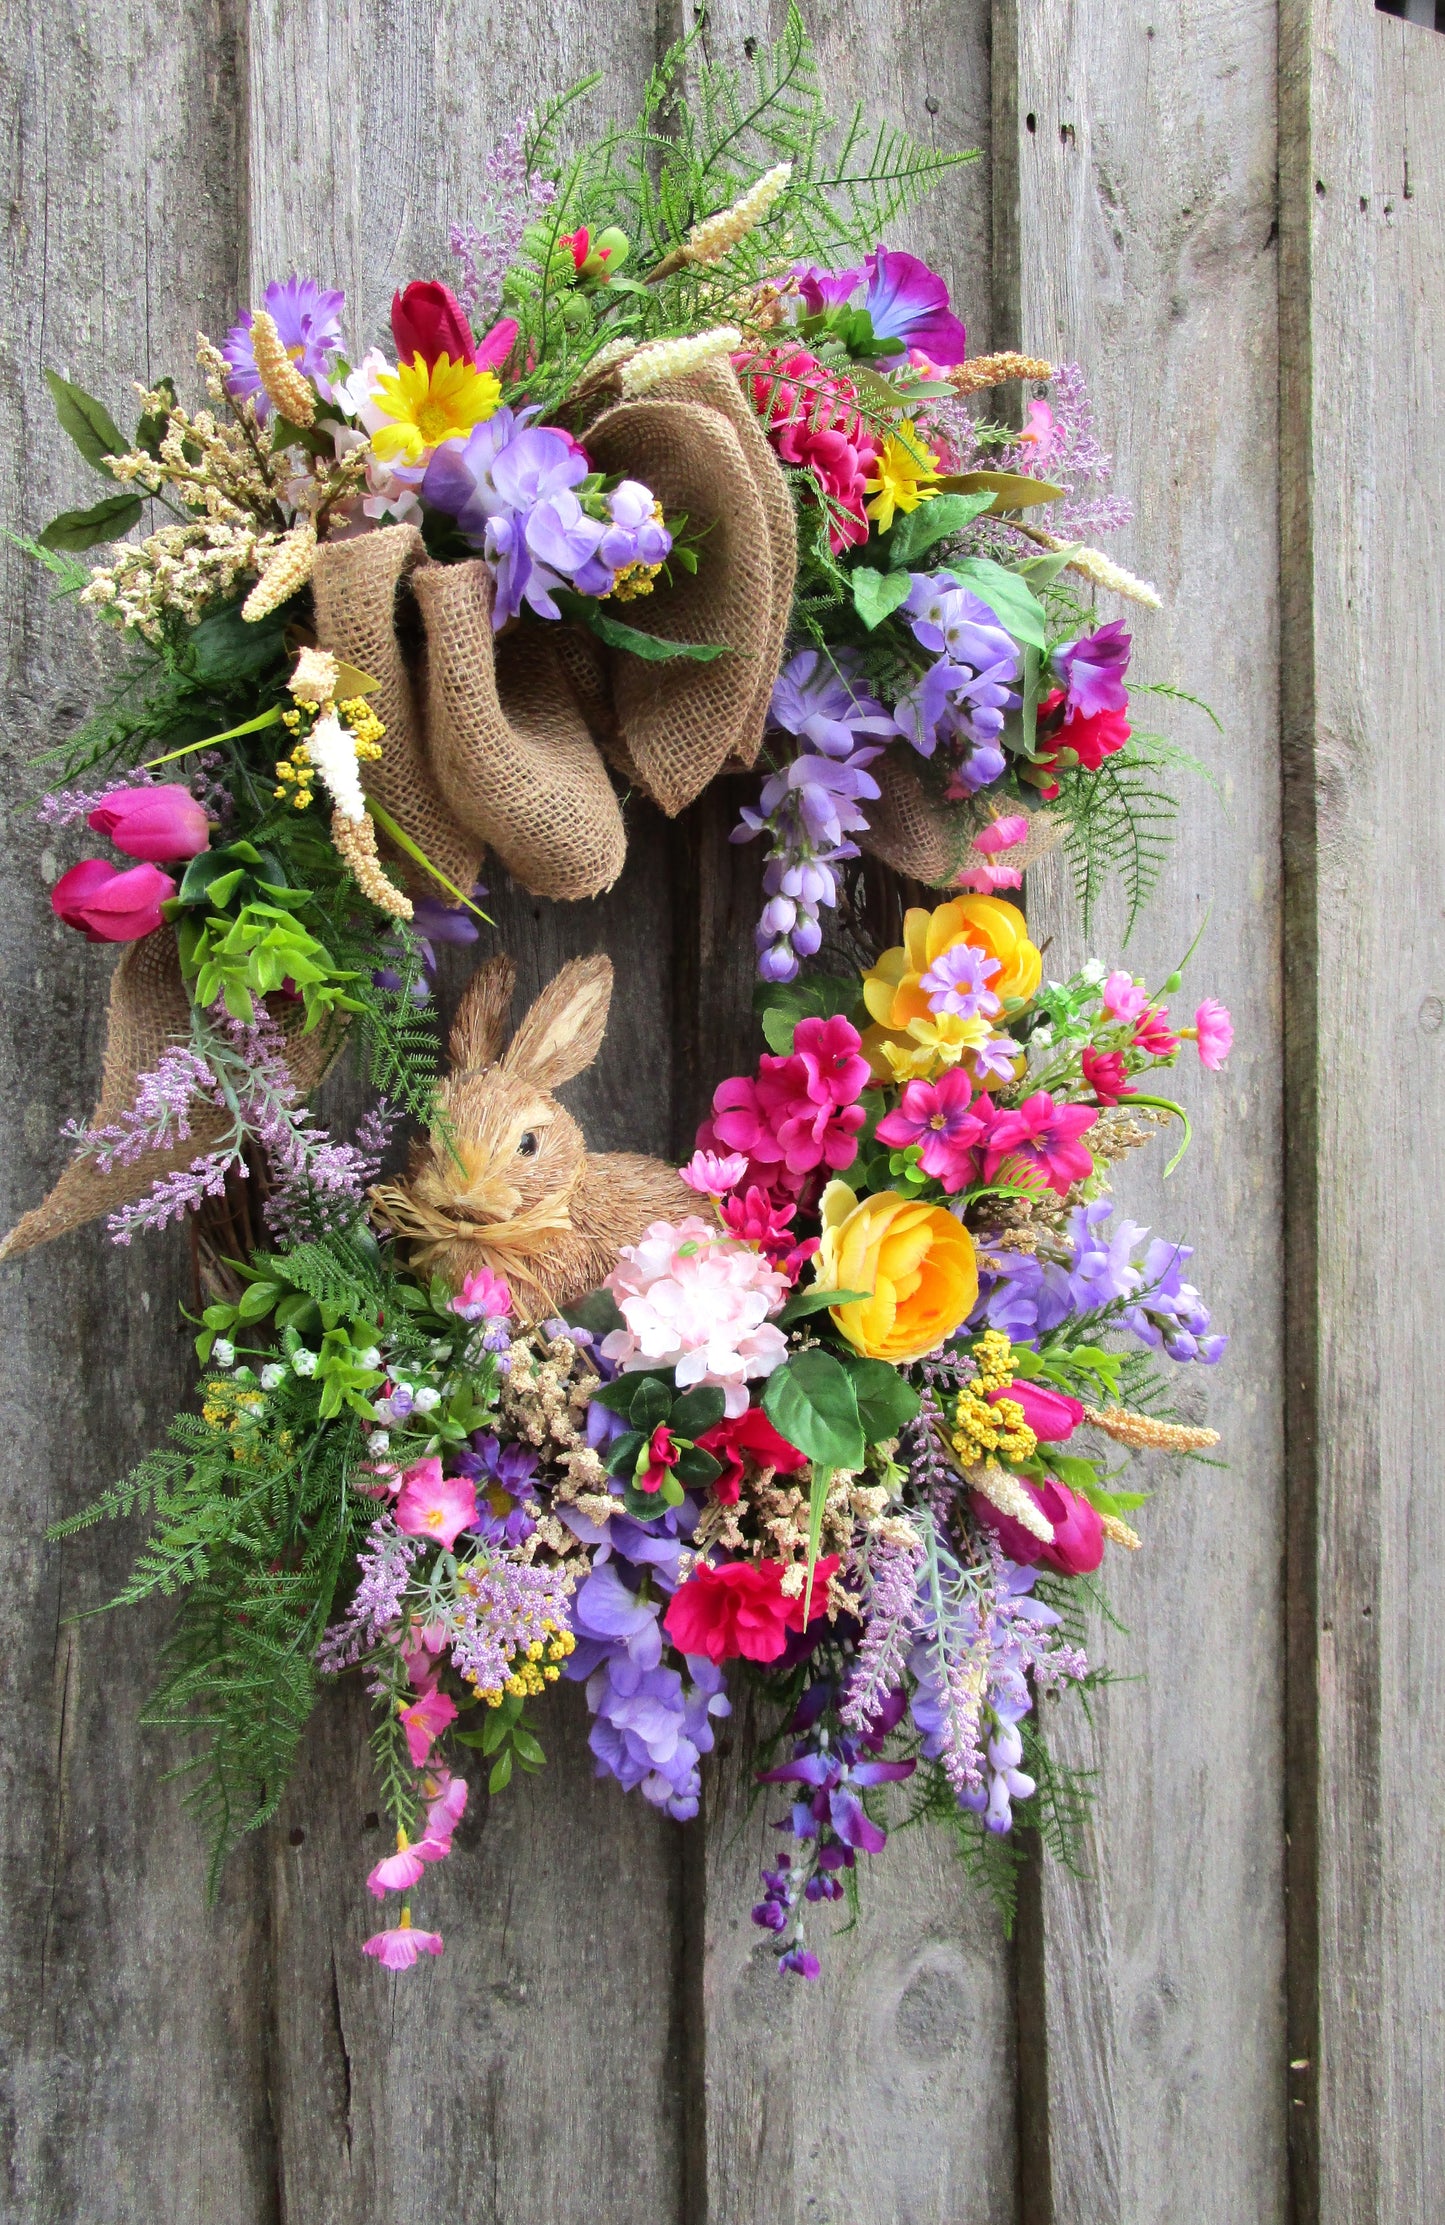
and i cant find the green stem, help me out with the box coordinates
[140,705,285,769]
[365,801,493,922]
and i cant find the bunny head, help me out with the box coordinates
[373,951,691,1315]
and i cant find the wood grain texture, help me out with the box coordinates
[1280,7,1445,2217]
[1000,4,1288,2219]
[245,8,690,2219]
[0,3,279,2221]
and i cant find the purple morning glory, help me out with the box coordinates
[1052,619,1132,718]
[223,276,346,422]
[862,248,967,366]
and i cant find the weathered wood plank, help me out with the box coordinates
[1001,3,1288,2218]
[0,4,278,2220]
[676,8,1019,2221]
[245,6,691,2218]
[1280,7,1445,2217]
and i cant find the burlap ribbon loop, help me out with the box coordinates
[583,360,797,812]
[0,928,340,1260]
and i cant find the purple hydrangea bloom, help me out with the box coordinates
[1052,619,1132,718]
[223,276,346,422]
[896,578,1021,776]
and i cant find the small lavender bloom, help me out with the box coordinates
[448,115,558,325]
[316,1519,421,1672]
[920,943,1002,1021]
[223,276,346,421]
[969,1034,1022,1083]
[598,480,671,570]
[108,1148,238,1244]
[840,1536,925,1734]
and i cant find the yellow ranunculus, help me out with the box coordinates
[370,354,501,465]
[815,1180,979,1365]
[860,895,1041,1081]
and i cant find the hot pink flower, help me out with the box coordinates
[702,1024,867,1195]
[362,1913,444,1970]
[875,1067,986,1193]
[1101,969,1148,1023]
[638,1423,679,1494]
[971,1476,1104,1576]
[399,1685,457,1766]
[956,814,1030,893]
[88,784,210,862]
[394,1458,478,1552]
[718,1186,819,1281]
[366,1831,451,1897]
[1193,998,1233,1069]
[450,1266,511,1321]
[982,1091,1097,1198]
[745,347,879,553]
[51,857,175,943]
[680,1149,750,1197]
[1132,1007,1180,1058]
[793,1015,871,1106]
[988,1378,1084,1443]
[1040,704,1130,774]
[474,317,519,371]
[423,1771,468,1846]
[1081,1046,1133,1105]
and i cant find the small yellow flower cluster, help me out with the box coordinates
[274,697,384,809]
[340,697,385,756]
[951,1334,1037,1467]
[474,1620,577,1708]
[972,1330,1015,1392]
[201,1377,266,1457]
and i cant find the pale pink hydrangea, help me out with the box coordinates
[601,1216,789,1417]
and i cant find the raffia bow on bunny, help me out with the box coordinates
[371,952,691,1316]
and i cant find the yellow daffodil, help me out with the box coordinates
[864,419,941,532]
[370,354,501,465]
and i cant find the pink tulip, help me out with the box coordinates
[51,857,175,943]
[394,1456,478,1551]
[988,1378,1084,1443]
[971,1476,1105,1576]
[88,784,210,862]
[399,1685,457,1766]
[1194,997,1233,1069]
[362,1912,444,1970]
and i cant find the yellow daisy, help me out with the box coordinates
[864,419,941,532]
[370,354,501,465]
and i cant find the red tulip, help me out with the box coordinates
[391,280,476,369]
[88,784,210,862]
[51,857,175,942]
[970,1476,1104,1576]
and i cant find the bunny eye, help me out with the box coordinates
[516,1130,540,1159]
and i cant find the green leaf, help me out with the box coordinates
[632,1378,674,1431]
[850,566,913,629]
[488,1749,514,1794]
[512,1728,546,1766]
[885,490,996,570]
[841,1355,922,1442]
[604,1429,646,1478]
[235,1281,281,1323]
[942,468,1067,513]
[763,1348,865,1469]
[185,597,290,685]
[669,1386,725,1437]
[801,1462,833,1625]
[43,369,127,473]
[754,974,860,1055]
[939,558,1048,651]
[673,1445,723,1487]
[777,1285,871,1326]
[37,492,144,552]
[557,592,729,662]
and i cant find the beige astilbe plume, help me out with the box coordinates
[242,519,317,620]
[949,352,1054,396]
[1082,1405,1221,1454]
[248,308,316,426]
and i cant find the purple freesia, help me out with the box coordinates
[223,277,346,421]
[598,479,671,570]
[1053,619,1132,718]
[862,248,967,365]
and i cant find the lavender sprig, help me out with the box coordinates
[448,115,558,325]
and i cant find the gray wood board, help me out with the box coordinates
[1003,2,1288,2218]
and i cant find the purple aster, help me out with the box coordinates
[862,248,967,366]
[223,276,346,422]
[920,943,1002,1020]
[1052,619,1132,718]
[454,1431,539,1548]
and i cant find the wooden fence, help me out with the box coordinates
[1,1,1439,2218]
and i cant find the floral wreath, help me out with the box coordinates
[14,12,1230,1982]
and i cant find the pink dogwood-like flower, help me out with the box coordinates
[875,1068,986,1192]
[394,1457,478,1551]
[362,1911,445,1970]
[982,1091,1097,1197]
[399,1684,458,1767]
[366,1829,451,1897]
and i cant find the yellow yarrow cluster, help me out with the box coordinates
[972,1329,1014,1392]
[606,501,669,601]
[951,1332,1037,1466]
[201,1377,266,1459]
[474,1618,576,1707]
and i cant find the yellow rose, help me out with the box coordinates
[815,1180,979,1365]
[860,895,1041,1082]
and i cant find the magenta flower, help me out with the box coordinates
[394,1457,478,1551]
[1052,620,1132,719]
[794,262,866,314]
[957,814,1030,894]
[399,1685,458,1767]
[982,1091,1097,1197]
[859,248,967,364]
[919,943,1002,1021]
[1193,998,1233,1068]
[792,1015,871,1106]
[1101,969,1148,1023]
[88,784,210,863]
[450,1266,512,1321]
[366,1831,450,1897]
[1081,1046,1132,1105]
[681,1148,750,1198]
[51,858,175,943]
[362,1913,444,1970]
[876,1068,986,1192]
[987,1378,1084,1442]
[1132,1007,1180,1058]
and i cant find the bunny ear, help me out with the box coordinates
[502,955,613,1089]
[449,954,517,1073]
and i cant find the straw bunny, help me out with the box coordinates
[372,953,692,1316]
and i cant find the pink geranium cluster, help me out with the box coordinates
[698,1015,869,1205]
[744,347,879,553]
[601,1216,791,1416]
[877,1072,1097,1199]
